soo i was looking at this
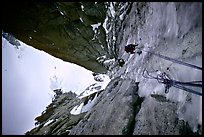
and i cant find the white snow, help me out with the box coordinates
[111,2,202,133]
[78,74,110,99]
[59,11,64,16]
[102,17,109,34]
[70,103,84,115]
[104,58,115,65]
[100,75,111,90]
[79,17,83,23]
[91,23,101,31]
[96,55,107,63]
[81,93,98,113]
[43,119,55,126]
[70,95,98,115]
[69,73,111,115]
[81,5,84,11]
[109,2,115,18]
[91,23,101,40]
[78,84,99,99]
[2,2,201,134]
[71,84,105,115]
[2,36,104,134]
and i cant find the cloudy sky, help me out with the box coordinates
[2,37,99,135]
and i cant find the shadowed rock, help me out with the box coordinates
[69,78,143,135]
[2,2,110,73]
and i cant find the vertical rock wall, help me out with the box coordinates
[3,2,201,135]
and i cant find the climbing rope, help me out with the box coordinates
[125,44,202,96]
[136,47,202,70]
[142,69,202,96]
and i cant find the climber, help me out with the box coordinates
[118,58,125,67]
[125,44,137,54]
[125,44,142,55]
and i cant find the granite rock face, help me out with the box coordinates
[133,96,196,135]
[69,78,142,135]
[25,78,198,135]
[2,2,110,73]
[3,2,201,135]
[25,78,143,135]
[25,91,83,135]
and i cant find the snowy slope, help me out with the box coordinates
[70,73,110,115]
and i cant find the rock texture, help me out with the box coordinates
[133,96,196,135]
[25,91,93,135]
[2,2,202,135]
[25,91,83,135]
[25,78,143,135]
[69,78,142,135]
[25,78,198,135]
[2,2,110,73]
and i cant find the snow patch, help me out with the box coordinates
[70,73,110,114]
[78,74,110,99]
[71,93,100,115]
[81,93,98,113]
[81,5,84,11]
[91,23,101,31]
[79,17,83,23]
[44,119,55,126]
[102,17,109,34]
[109,2,116,17]
[104,58,115,65]
[91,23,101,40]
[70,103,84,115]
[96,55,107,63]
[59,11,64,16]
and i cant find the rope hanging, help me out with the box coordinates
[125,44,202,96]
[142,69,202,96]
[140,48,202,70]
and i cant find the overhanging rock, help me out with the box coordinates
[2,2,110,73]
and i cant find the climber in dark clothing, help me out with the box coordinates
[125,44,142,55]
[125,44,137,54]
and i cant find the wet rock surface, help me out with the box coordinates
[3,2,201,135]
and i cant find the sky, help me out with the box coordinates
[2,37,101,135]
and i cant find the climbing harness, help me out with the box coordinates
[142,69,202,96]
